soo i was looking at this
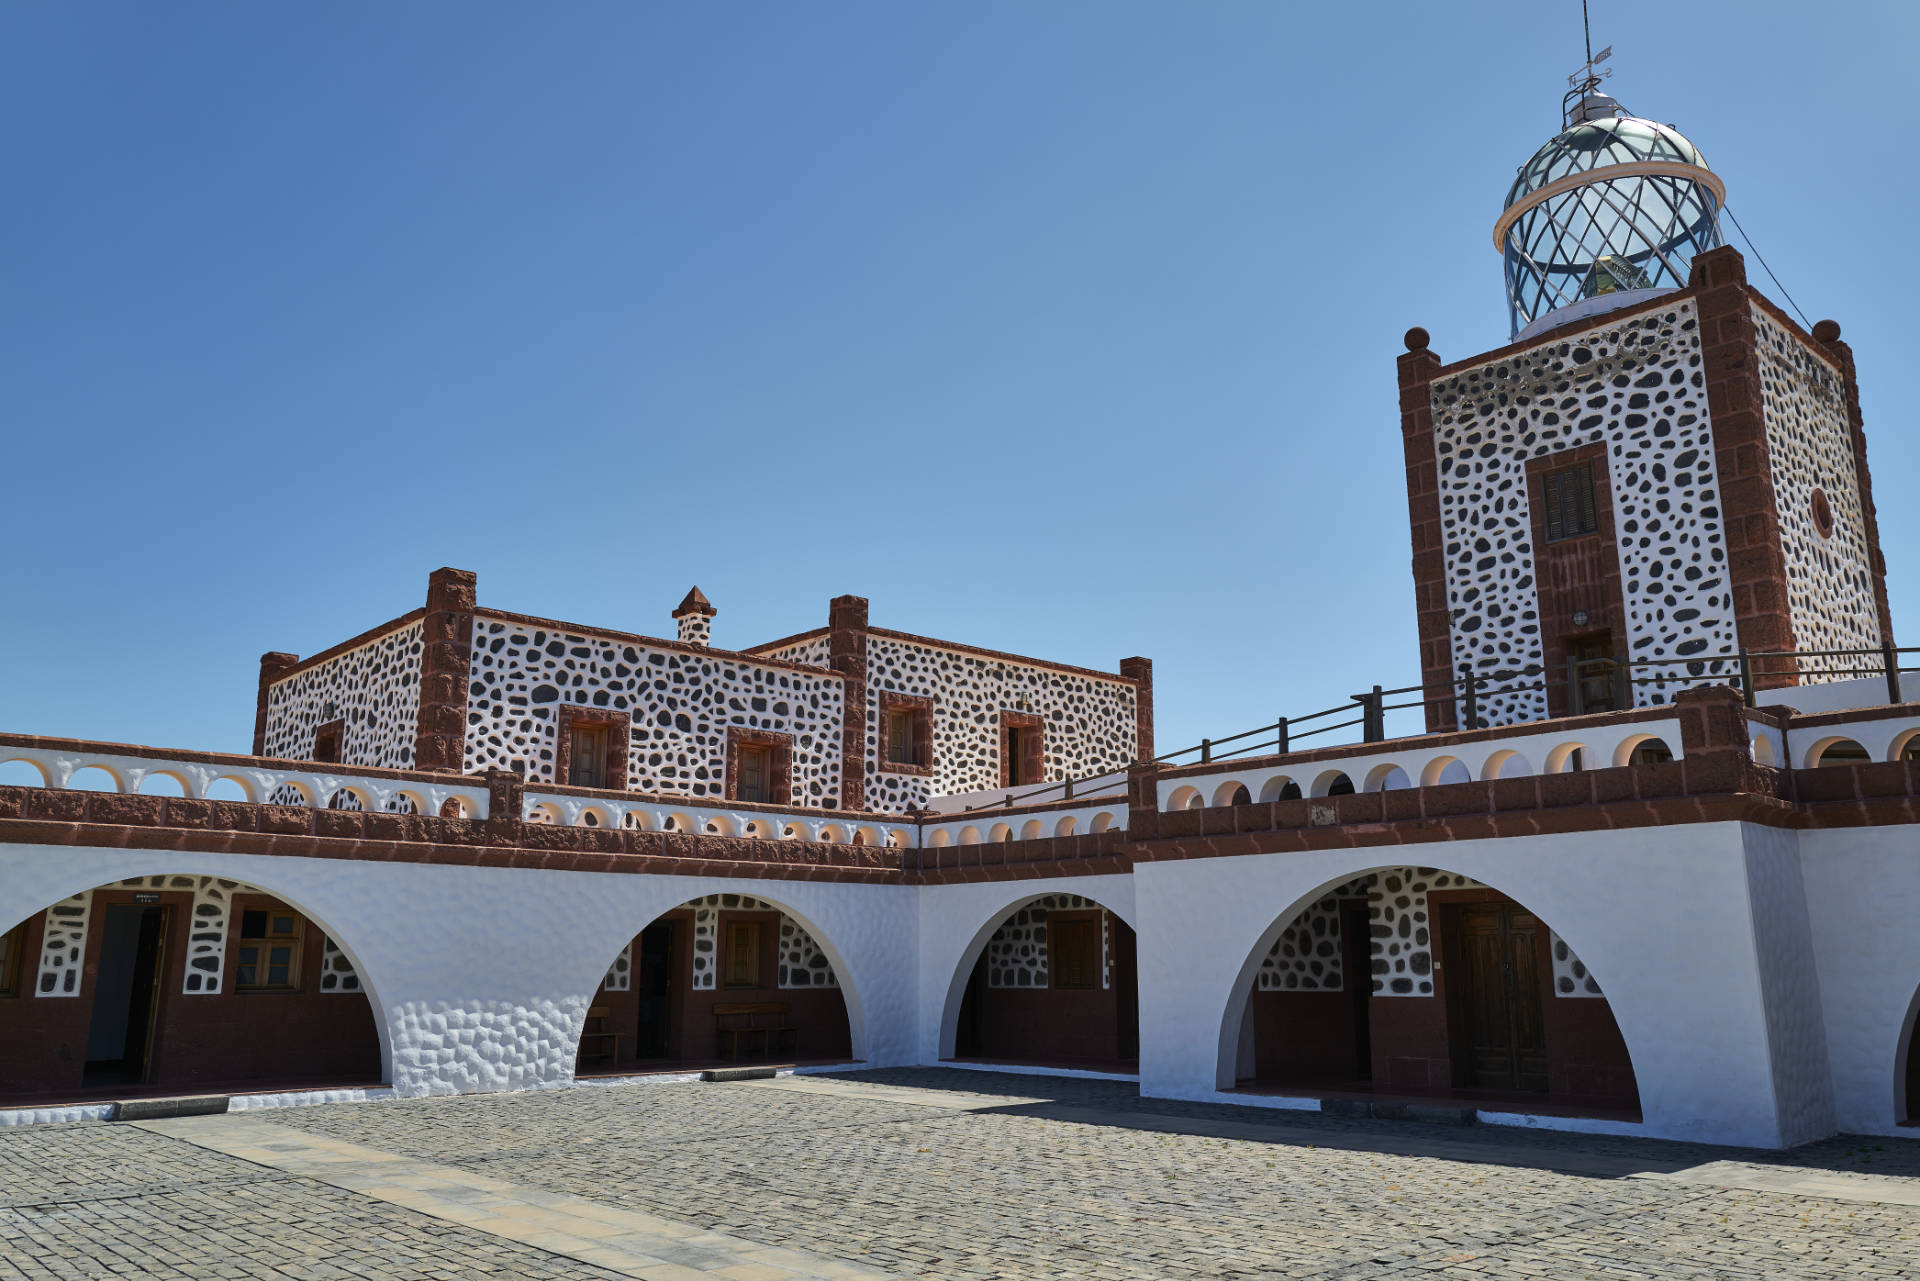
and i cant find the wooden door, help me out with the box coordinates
[1450,903,1548,1094]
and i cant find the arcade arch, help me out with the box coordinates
[574,891,853,1075]
[945,891,1138,1072]
[1221,865,1639,1117]
[0,873,384,1104]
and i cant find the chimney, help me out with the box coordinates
[674,587,716,646]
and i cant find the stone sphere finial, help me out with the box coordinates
[1404,326,1431,352]
[1812,319,1841,344]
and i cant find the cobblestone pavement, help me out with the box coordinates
[4,1068,1920,1279]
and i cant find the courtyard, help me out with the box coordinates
[1,1069,1916,1279]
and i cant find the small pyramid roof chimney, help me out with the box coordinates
[673,587,716,619]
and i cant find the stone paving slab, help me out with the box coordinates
[4,1068,1920,1279]
[136,1113,898,1281]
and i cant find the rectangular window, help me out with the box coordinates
[236,908,302,992]
[738,747,772,804]
[569,724,608,788]
[724,921,760,988]
[312,719,343,764]
[1003,719,1044,787]
[887,709,917,765]
[1051,915,1100,990]
[1543,463,1599,542]
[0,921,24,997]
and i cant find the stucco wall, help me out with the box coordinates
[462,618,847,806]
[261,623,424,768]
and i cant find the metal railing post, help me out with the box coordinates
[1353,686,1384,743]
[1200,738,1212,764]
[1737,647,1756,708]
[1612,654,1631,711]
[1275,716,1289,755]
[1459,665,1478,730]
[1063,777,1074,800]
[1885,640,1903,706]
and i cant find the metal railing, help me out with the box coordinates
[962,642,1917,813]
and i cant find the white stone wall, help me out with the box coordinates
[1750,305,1883,677]
[863,635,1137,812]
[1430,302,1737,725]
[261,623,424,768]
[463,619,846,806]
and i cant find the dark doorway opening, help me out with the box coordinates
[635,921,676,1059]
[954,951,987,1058]
[84,905,167,1087]
[1112,919,1139,1061]
[1567,633,1619,714]
[1339,900,1373,1079]
[1446,901,1548,1094]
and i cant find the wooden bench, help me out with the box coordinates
[714,1002,796,1062]
[576,1005,621,1070]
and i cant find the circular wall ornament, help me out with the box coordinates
[1811,488,1834,540]
[1571,610,1590,628]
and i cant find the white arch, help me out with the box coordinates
[1309,769,1353,798]
[135,770,191,797]
[623,810,655,832]
[0,866,394,1087]
[571,889,865,1076]
[1805,735,1870,769]
[957,826,980,846]
[1211,861,1639,1108]
[66,765,123,793]
[1364,763,1411,792]
[705,815,739,837]
[1892,729,1920,763]
[989,823,1013,843]
[743,819,775,840]
[1612,733,1675,768]
[929,828,952,847]
[1257,776,1300,803]
[1089,812,1116,833]
[1419,756,1468,788]
[1480,749,1532,781]
[1166,785,1202,813]
[1020,819,1044,840]
[817,824,844,844]
[1054,816,1077,837]
[1212,780,1252,808]
[0,756,53,787]
[934,881,1139,1061]
[1544,742,1587,773]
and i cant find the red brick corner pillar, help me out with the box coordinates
[1689,246,1799,686]
[416,567,478,774]
[828,594,870,812]
[1398,328,1452,731]
[1813,322,1897,650]
[1119,656,1154,763]
[253,651,301,756]
[1126,761,1161,842]
[1674,684,1751,757]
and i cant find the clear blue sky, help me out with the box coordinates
[3,1,1914,760]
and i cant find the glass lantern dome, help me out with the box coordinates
[1496,95,1725,339]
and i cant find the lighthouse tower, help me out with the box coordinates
[1398,71,1894,731]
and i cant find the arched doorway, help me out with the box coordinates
[1227,867,1638,1117]
[0,874,383,1105]
[950,893,1139,1072]
[576,892,853,1076]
